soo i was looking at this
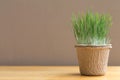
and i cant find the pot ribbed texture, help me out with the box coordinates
[76,46,111,76]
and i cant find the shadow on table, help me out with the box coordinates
[55,73,108,80]
[68,73,105,77]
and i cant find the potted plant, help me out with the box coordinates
[72,11,112,76]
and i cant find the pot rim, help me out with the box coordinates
[75,44,112,48]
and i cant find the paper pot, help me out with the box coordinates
[75,44,112,76]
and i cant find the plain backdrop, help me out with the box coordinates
[0,0,119,65]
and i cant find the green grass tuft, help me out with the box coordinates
[72,11,112,45]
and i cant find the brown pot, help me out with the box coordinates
[75,44,112,76]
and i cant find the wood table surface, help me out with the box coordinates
[0,66,119,80]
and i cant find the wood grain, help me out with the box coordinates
[0,66,119,80]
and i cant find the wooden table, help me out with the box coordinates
[0,66,119,80]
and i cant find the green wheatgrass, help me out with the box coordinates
[72,11,112,45]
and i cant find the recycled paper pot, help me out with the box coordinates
[75,44,112,76]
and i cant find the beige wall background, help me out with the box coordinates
[0,0,119,65]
